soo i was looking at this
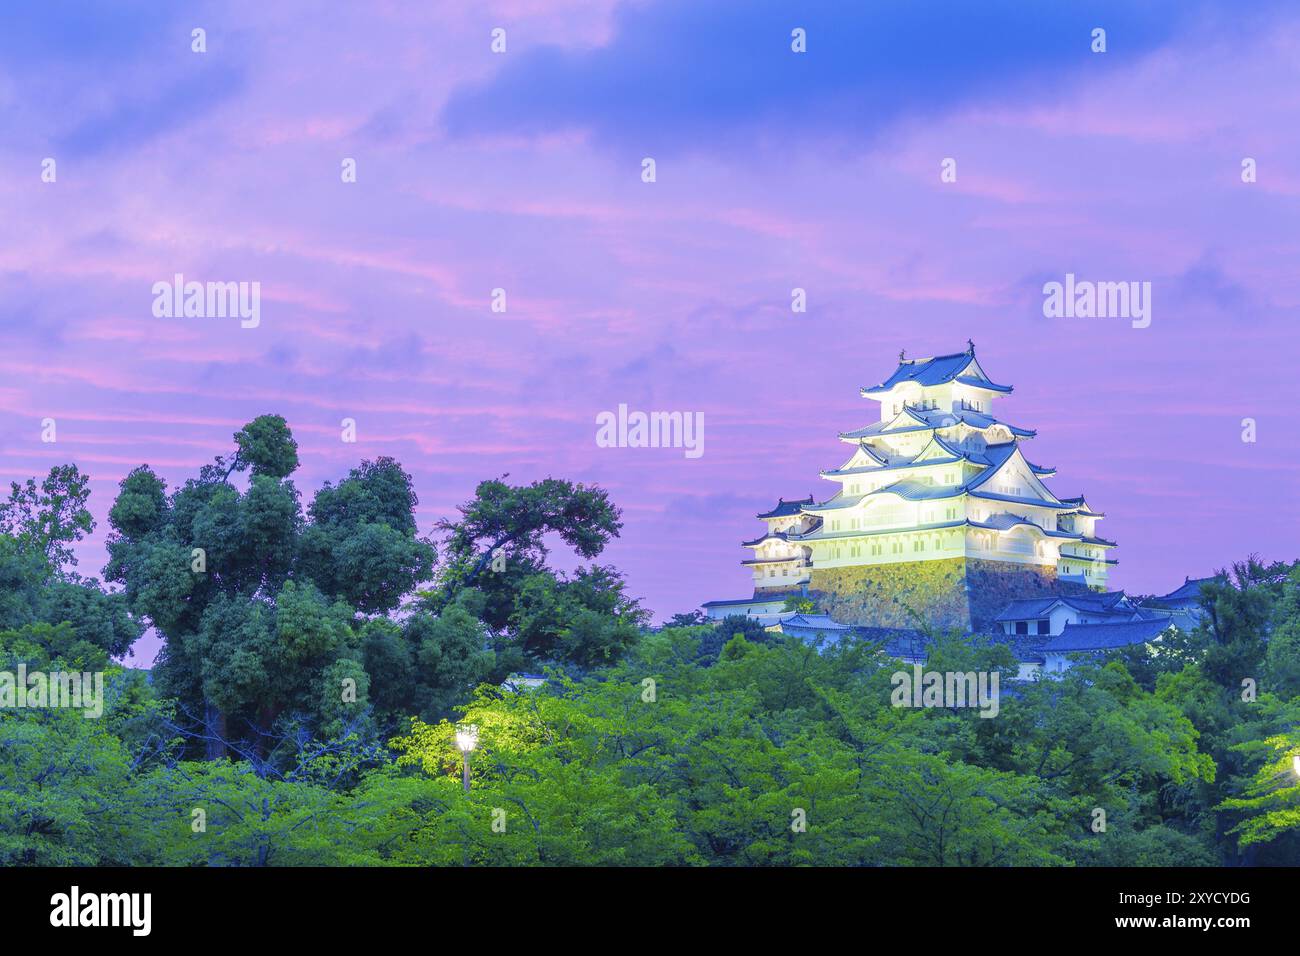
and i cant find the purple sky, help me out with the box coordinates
[2,2,1298,666]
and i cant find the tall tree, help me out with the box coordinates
[0,464,95,577]
[104,416,437,760]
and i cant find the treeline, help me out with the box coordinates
[1,417,1297,865]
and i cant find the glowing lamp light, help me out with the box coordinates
[455,724,479,754]
[1292,754,1300,777]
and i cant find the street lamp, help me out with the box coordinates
[1292,753,1300,778]
[455,724,478,793]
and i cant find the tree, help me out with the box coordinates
[434,477,622,605]
[428,478,639,671]
[506,564,646,668]
[1264,563,1300,699]
[665,609,709,628]
[104,418,435,761]
[0,464,95,576]
[1220,727,1300,851]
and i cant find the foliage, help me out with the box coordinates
[2,449,1298,867]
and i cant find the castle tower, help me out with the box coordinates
[788,344,1116,630]
[744,497,815,594]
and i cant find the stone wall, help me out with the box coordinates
[809,558,970,629]
[965,559,1088,629]
[808,558,1089,631]
[753,584,805,599]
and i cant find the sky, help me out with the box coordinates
[1,1,1298,666]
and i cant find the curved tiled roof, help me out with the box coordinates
[742,531,793,547]
[862,351,1013,395]
[1043,617,1172,652]
[790,518,968,542]
[811,441,1068,515]
[877,478,965,501]
[757,496,814,519]
[1058,495,1105,518]
[778,613,852,632]
[995,591,1133,622]
[839,407,1034,442]
[803,493,867,513]
[969,490,1076,511]
[823,435,1052,480]
[971,513,1079,538]
[1157,576,1221,602]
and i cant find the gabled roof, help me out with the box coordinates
[964,443,1064,509]
[811,442,1064,514]
[823,443,893,475]
[758,496,814,519]
[994,597,1065,621]
[862,350,1013,396]
[1157,576,1221,603]
[839,406,934,441]
[1058,496,1105,518]
[995,591,1133,622]
[825,435,1053,486]
[856,442,891,466]
[919,432,968,461]
[1043,617,1172,652]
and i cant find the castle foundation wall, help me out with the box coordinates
[807,558,1089,631]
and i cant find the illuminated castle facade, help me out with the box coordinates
[720,345,1117,631]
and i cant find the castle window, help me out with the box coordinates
[1036,620,1050,635]
[1015,621,1029,635]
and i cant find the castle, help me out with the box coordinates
[706,344,1117,631]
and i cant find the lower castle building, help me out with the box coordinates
[706,344,1118,631]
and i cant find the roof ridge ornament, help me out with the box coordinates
[967,338,975,355]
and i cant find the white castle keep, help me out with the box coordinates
[711,344,1116,631]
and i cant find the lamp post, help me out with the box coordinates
[1292,754,1300,778]
[455,723,478,793]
